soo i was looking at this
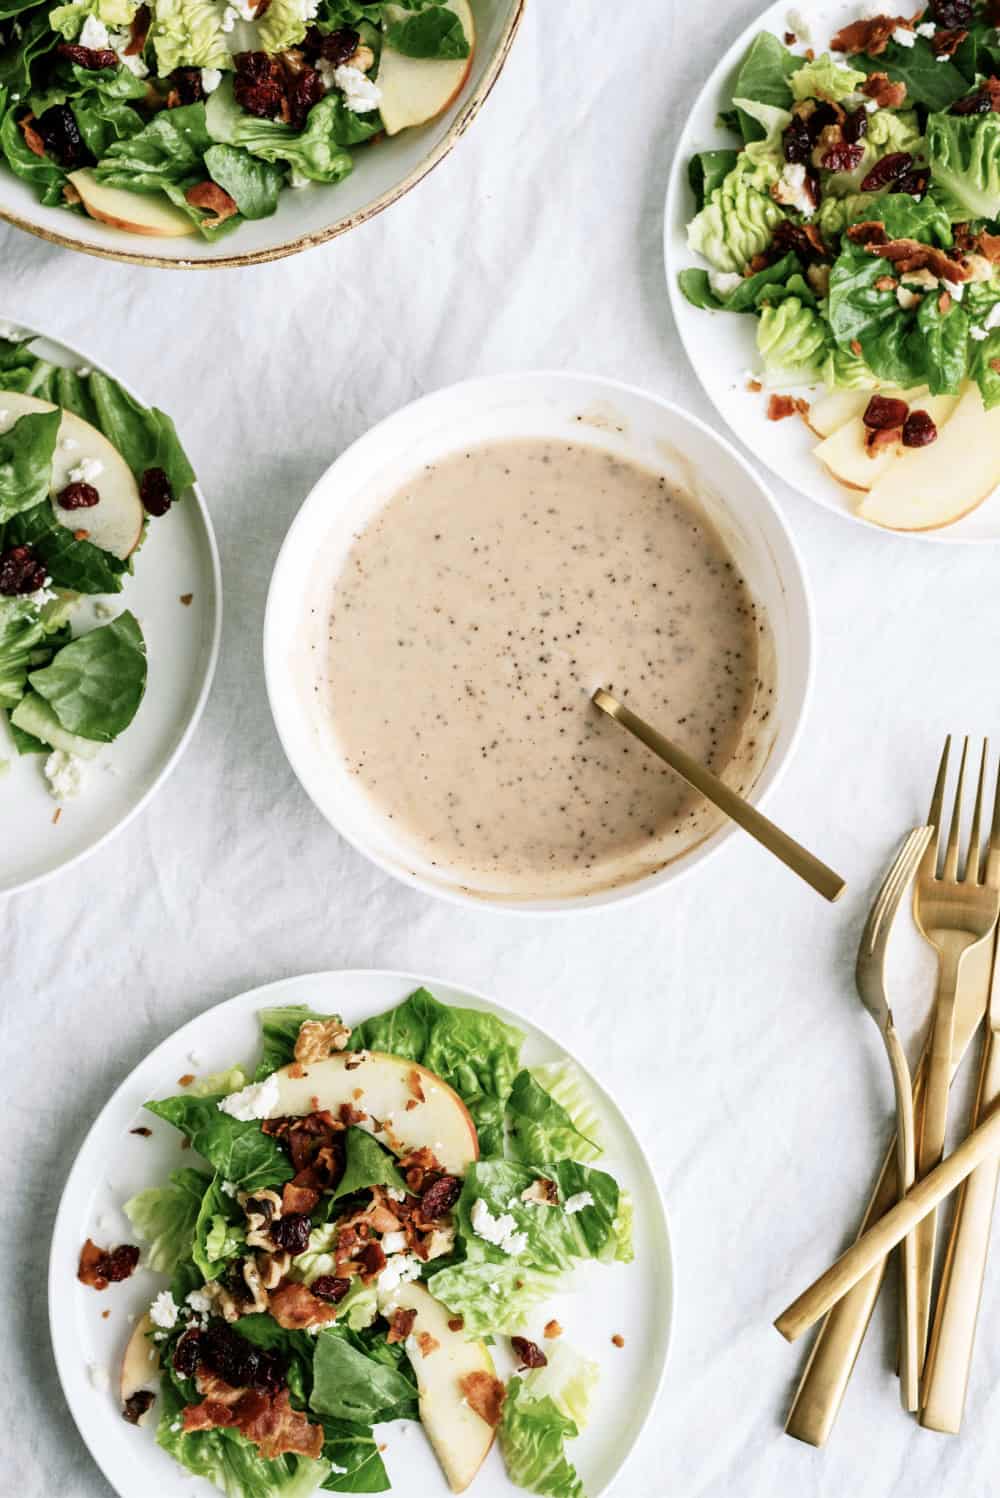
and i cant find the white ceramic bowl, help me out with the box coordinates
[0,0,523,268]
[264,371,814,914]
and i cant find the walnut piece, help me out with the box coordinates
[294,1018,352,1064]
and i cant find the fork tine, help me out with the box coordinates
[990,754,1000,860]
[943,737,969,883]
[867,828,931,952]
[923,736,951,879]
[964,741,989,883]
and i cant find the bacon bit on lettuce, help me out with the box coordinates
[864,424,903,455]
[830,15,912,55]
[387,1307,417,1345]
[459,1371,507,1427]
[931,26,968,55]
[521,1177,559,1207]
[130,1125,153,1137]
[975,230,1000,263]
[416,1331,440,1357]
[861,71,907,109]
[358,1241,387,1282]
[874,274,899,291]
[281,1181,320,1216]
[846,222,973,282]
[268,1281,340,1331]
[184,1375,324,1460]
[294,1017,351,1062]
[78,1238,140,1290]
[767,394,811,423]
[264,1110,345,1188]
[185,182,238,227]
[18,114,46,159]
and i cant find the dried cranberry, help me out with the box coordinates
[842,108,868,145]
[122,1390,155,1424]
[233,51,284,118]
[863,394,910,430]
[104,1244,141,1281]
[821,141,865,173]
[271,1212,312,1256]
[311,1275,351,1303]
[173,1328,203,1378]
[892,164,931,198]
[951,86,995,116]
[783,116,813,165]
[772,217,828,262]
[56,42,119,69]
[0,544,47,596]
[902,409,938,447]
[861,151,914,191]
[931,0,972,25]
[310,24,359,64]
[420,1175,462,1219]
[285,65,323,130]
[35,104,89,168]
[140,467,173,516]
[808,101,840,138]
[201,1320,286,1393]
[511,1336,547,1370]
[57,480,100,510]
[170,66,204,104]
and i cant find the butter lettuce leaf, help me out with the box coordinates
[28,610,146,742]
[498,1379,583,1498]
[149,0,228,72]
[506,1067,602,1166]
[756,296,829,383]
[144,1092,293,1193]
[686,156,783,275]
[310,1329,417,1425]
[729,32,798,141]
[790,52,865,104]
[927,111,1000,223]
[0,407,59,523]
[124,1166,209,1274]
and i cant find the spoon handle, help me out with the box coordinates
[592,690,845,903]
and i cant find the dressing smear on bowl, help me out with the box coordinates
[317,438,776,899]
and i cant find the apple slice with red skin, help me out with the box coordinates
[68,169,196,238]
[377,0,475,136]
[0,390,145,560]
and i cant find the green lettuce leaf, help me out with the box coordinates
[729,31,797,141]
[424,1257,563,1336]
[821,345,880,390]
[192,1173,247,1279]
[498,1379,582,1498]
[331,1127,407,1202]
[254,1003,336,1080]
[0,596,47,710]
[28,610,146,741]
[204,142,284,219]
[506,1068,602,1166]
[144,1092,293,1192]
[290,1231,378,1327]
[48,0,139,36]
[3,499,131,593]
[686,156,783,275]
[0,407,59,522]
[519,1342,599,1431]
[149,0,228,71]
[383,3,469,59]
[916,291,968,394]
[688,148,739,211]
[756,296,829,383]
[124,1166,208,1274]
[456,1158,623,1272]
[88,368,195,495]
[789,52,865,103]
[310,1329,418,1425]
[927,111,1000,222]
[351,987,524,1158]
[317,1419,389,1493]
[856,40,969,112]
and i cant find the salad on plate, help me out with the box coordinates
[678,0,1000,531]
[0,326,194,799]
[0,0,474,239]
[81,989,634,1496]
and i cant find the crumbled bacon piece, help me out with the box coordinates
[281,1182,320,1216]
[358,1241,387,1281]
[511,1337,547,1370]
[543,1319,562,1339]
[338,1100,367,1127]
[268,1281,340,1331]
[865,423,903,455]
[830,15,912,55]
[930,26,968,56]
[416,1331,439,1357]
[185,181,238,227]
[263,1110,345,1188]
[0,544,47,596]
[122,1390,155,1424]
[387,1307,417,1344]
[611,1334,625,1348]
[18,113,46,158]
[861,72,907,109]
[459,1371,506,1427]
[56,42,119,69]
[407,1069,426,1103]
[974,230,1000,263]
[874,274,898,291]
[77,1238,140,1290]
[847,223,972,283]
[448,1316,465,1333]
[130,1125,152,1137]
[766,394,810,422]
[184,1380,324,1460]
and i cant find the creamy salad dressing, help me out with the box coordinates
[314,438,775,898]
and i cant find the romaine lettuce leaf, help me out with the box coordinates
[927,111,1000,223]
[425,1257,563,1336]
[124,1165,208,1274]
[206,81,364,182]
[48,0,139,37]
[856,40,968,112]
[192,1173,247,1279]
[498,1378,583,1498]
[3,498,131,593]
[351,987,524,1158]
[0,407,59,522]
[506,1067,602,1166]
[88,367,196,495]
[316,1418,390,1493]
[454,1158,624,1274]
[204,142,284,220]
[145,1092,293,1193]
[0,596,47,710]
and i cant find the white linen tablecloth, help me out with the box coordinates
[5,1,1000,1493]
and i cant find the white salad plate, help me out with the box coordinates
[49,968,673,1498]
[265,370,814,915]
[663,0,1000,543]
[0,315,222,897]
[0,0,524,269]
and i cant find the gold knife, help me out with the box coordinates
[784,936,992,1446]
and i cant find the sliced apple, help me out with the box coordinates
[0,390,144,559]
[857,384,1000,531]
[120,1313,159,1424]
[815,392,958,493]
[377,0,475,136]
[68,168,196,238]
[377,1280,498,1493]
[268,1052,479,1174]
[805,389,873,439]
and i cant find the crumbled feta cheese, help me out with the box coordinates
[150,1291,179,1329]
[708,269,743,298]
[44,750,85,801]
[377,1253,423,1293]
[78,13,110,47]
[950,280,965,300]
[61,436,80,451]
[68,456,103,484]
[892,26,916,46]
[332,63,381,113]
[564,1191,594,1215]
[220,1179,237,1197]
[221,5,238,29]
[864,99,878,113]
[897,285,921,310]
[87,1362,110,1392]
[915,20,936,36]
[984,304,1000,332]
[773,161,815,219]
[386,1186,406,1202]
[185,1288,215,1315]
[119,50,148,76]
[217,1072,280,1121]
[785,8,811,42]
[200,67,223,94]
[381,1230,408,1255]
[971,324,990,341]
[470,1198,527,1256]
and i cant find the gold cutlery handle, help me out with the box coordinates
[591,691,845,902]
[885,1022,920,1413]
[920,1031,1000,1433]
[776,1103,1000,1342]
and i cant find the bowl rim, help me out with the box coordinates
[0,0,525,270]
[263,368,816,916]
[0,308,224,897]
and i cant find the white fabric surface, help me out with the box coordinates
[4,1,1000,1494]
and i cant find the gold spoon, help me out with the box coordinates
[591,688,845,902]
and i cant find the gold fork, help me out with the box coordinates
[912,737,1000,1368]
[855,826,933,1412]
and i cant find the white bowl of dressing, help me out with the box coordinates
[264,372,813,914]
